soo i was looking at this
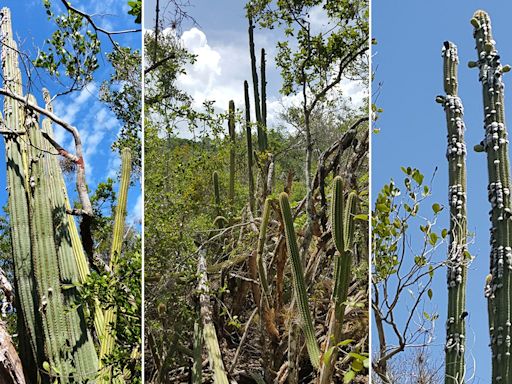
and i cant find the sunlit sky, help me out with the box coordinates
[144,0,367,137]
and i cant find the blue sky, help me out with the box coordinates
[2,1,141,224]
[373,1,512,381]
[144,0,366,137]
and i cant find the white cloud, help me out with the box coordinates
[309,5,331,33]
[174,26,366,138]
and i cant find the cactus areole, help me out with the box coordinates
[472,10,512,383]
[437,41,469,384]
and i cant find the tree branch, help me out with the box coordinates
[0,87,92,216]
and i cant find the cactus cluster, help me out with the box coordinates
[471,10,512,383]
[1,8,134,382]
[319,177,357,383]
[279,178,358,376]
[1,8,98,382]
[436,41,468,384]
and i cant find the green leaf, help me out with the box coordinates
[429,232,438,246]
[412,170,424,185]
[323,346,335,365]
[427,288,433,300]
[432,203,443,214]
[344,370,356,383]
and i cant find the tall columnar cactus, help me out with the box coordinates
[279,192,321,368]
[247,15,268,152]
[41,89,105,341]
[1,8,98,382]
[257,198,271,301]
[1,8,40,379]
[28,97,99,382]
[260,48,268,151]
[319,177,357,384]
[213,171,221,217]
[228,100,236,205]
[471,10,512,383]
[99,148,132,383]
[248,15,262,130]
[244,81,256,213]
[435,41,469,384]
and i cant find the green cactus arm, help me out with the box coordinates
[99,148,132,382]
[213,171,221,219]
[319,183,357,384]
[192,319,203,384]
[257,198,271,301]
[279,192,321,368]
[248,15,262,130]
[437,41,468,384]
[471,11,512,383]
[260,48,268,150]
[244,81,256,213]
[228,100,236,205]
[332,176,345,254]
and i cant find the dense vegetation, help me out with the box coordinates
[144,1,369,382]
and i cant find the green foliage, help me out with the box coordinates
[36,0,101,88]
[100,47,142,175]
[373,168,444,281]
[79,239,142,382]
[127,0,142,24]
[248,0,368,99]
[372,168,445,382]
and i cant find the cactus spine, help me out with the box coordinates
[319,177,357,384]
[244,81,255,213]
[279,192,321,368]
[436,41,468,384]
[228,100,236,205]
[99,148,132,383]
[1,8,99,382]
[472,11,512,382]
